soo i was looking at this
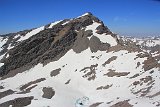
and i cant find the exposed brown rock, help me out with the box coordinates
[72,30,91,53]
[0,89,15,99]
[150,70,154,74]
[0,86,4,89]
[1,64,36,80]
[72,31,110,53]
[133,81,140,85]
[135,52,149,59]
[83,70,96,81]
[65,79,71,84]
[136,62,141,68]
[110,100,133,107]
[133,86,152,96]
[131,75,154,96]
[108,44,124,52]
[81,64,98,81]
[18,85,37,94]
[96,84,112,90]
[143,57,159,71]
[20,78,45,90]
[80,67,90,73]
[42,87,55,99]
[96,24,112,34]
[0,96,33,107]
[89,102,103,107]
[129,73,140,79]
[50,68,61,77]
[89,36,110,53]
[89,36,103,53]
[107,101,113,104]
[108,44,140,53]
[132,76,153,86]
[58,25,72,37]
[140,76,152,83]
[104,69,130,77]
[102,56,117,66]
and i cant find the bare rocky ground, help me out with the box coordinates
[110,100,133,107]
[0,96,34,107]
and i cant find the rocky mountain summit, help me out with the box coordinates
[0,13,160,107]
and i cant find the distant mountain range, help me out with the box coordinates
[0,13,160,107]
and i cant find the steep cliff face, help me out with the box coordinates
[0,13,159,107]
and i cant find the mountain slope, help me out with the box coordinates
[119,36,160,63]
[0,13,160,107]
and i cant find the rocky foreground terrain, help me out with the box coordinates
[0,13,160,107]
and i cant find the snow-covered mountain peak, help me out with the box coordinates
[0,13,159,107]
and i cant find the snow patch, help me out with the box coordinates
[85,22,117,46]
[18,26,44,41]
[0,63,4,67]
[14,34,21,39]
[62,20,70,25]
[6,54,9,58]
[81,13,90,17]
[48,20,62,28]
[77,13,90,18]
[7,44,14,50]
[0,37,7,52]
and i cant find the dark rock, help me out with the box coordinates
[110,100,133,107]
[89,36,110,53]
[129,73,140,79]
[0,89,15,99]
[89,102,103,107]
[0,86,4,89]
[20,78,46,90]
[0,96,33,107]
[133,81,140,85]
[89,36,101,53]
[50,68,61,77]
[96,24,112,34]
[81,64,98,81]
[18,85,37,94]
[104,69,130,77]
[102,56,117,66]
[96,85,112,90]
[72,30,90,53]
[143,57,159,71]
[42,87,55,99]
[65,79,71,84]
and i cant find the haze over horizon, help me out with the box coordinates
[0,0,160,37]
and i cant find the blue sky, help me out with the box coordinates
[0,0,160,37]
